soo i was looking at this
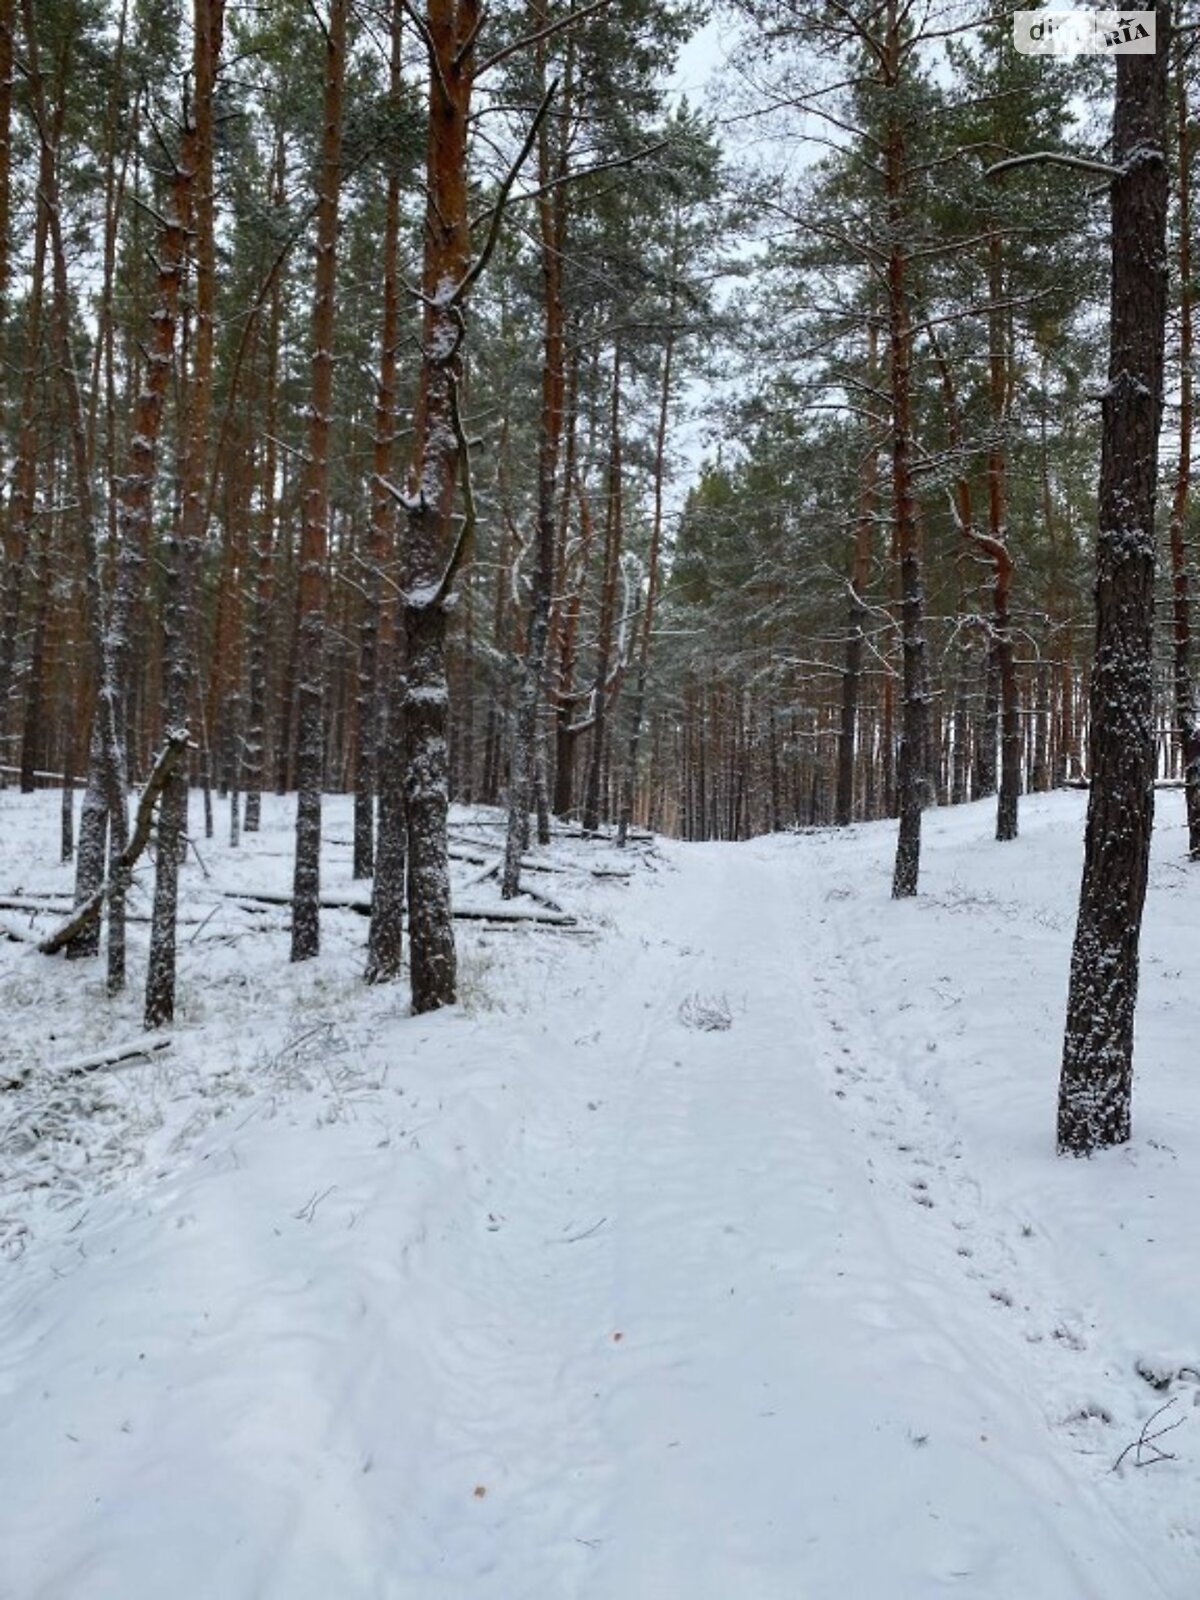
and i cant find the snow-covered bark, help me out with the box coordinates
[353,5,401,885]
[1167,25,1200,858]
[550,361,584,818]
[396,0,500,1010]
[503,31,564,896]
[405,589,457,1009]
[885,12,927,900]
[22,0,124,964]
[973,638,999,799]
[146,0,225,1029]
[290,0,348,963]
[618,275,676,849]
[835,324,877,829]
[581,351,625,837]
[987,235,1021,845]
[100,71,191,997]
[1058,3,1169,1155]
[365,664,406,984]
[242,134,286,837]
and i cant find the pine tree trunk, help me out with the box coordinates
[146,0,225,1028]
[550,356,583,817]
[365,654,407,984]
[581,349,624,835]
[0,140,48,770]
[23,0,119,960]
[242,133,286,834]
[988,233,1021,843]
[618,266,677,848]
[994,546,1020,841]
[1167,20,1200,855]
[402,0,489,1011]
[1058,4,1168,1154]
[20,503,52,793]
[973,637,999,798]
[836,331,877,828]
[886,7,926,899]
[503,9,564,895]
[290,0,347,963]
[353,0,402,882]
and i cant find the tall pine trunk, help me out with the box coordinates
[364,0,408,982]
[886,0,927,899]
[146,0,225,1028]
[23,0,119,961]
[400,0,482,1011]
[242,128,286,834]
[290,0,347,963]
[581,349,624,836]
[836,323,878,827]
[0,139,48,768]
[618,241,678,848]
[353,0,402,883]
[502,11,566,896]
[1058,2,1168,1154]
[1167,18,1200,856]
[989,234,1021,843]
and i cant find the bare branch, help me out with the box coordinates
[38,732,191,957]
[477,0,613,77]
[451,74,558,307]
[986,150,1121,182]
[470,138,667,229]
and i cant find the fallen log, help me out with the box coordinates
[0,894,74,915]
[447,834,631,879]
[219,886,578,926]
[2,1033,171,1091]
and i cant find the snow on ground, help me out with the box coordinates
[1,787,1199,1597]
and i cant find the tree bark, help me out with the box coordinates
[291,0,348,963]
[353,0,402,882]
[886,0,927,899]
[988,232,1021,842]
[401,0,481,1011]
[618,235,679,848]
[503,7,566,895]
[146,0,225,1028]
[23,0,129,968]
[1167,15,1200,855]
[0,129,49,768]
[581,347,624,835]
[242,127,287,834]
[1058,3,1168,1155]
[836,323,878,827]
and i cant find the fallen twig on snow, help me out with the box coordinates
[1112,1398,1184,1471]
[555,1216,608,1244]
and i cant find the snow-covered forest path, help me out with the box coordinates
[3,794,1199,1598]
[478,840,1189,1600]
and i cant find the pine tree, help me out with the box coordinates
[1058,0,1169,1155]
